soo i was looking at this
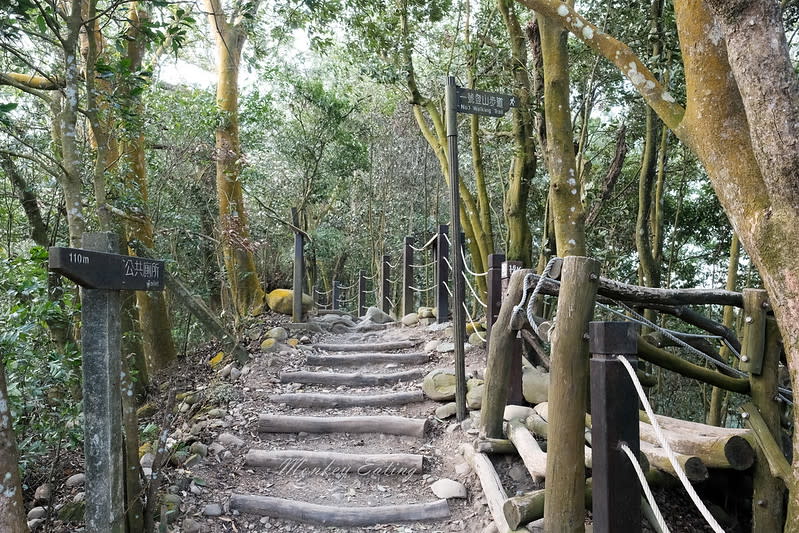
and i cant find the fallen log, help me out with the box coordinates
[269,391,424,408]
[306,352,429,366]
[637,420,754,470]
[460,445,527,533]
[279,369,425,386]
[258,415,427,437]
[229,494,450,526]
[502,479,593,530]
[639,441,708,482]
[506,419,546,482]
[313,341,417,352]
[473,437,517,455]
[245,449,423,474]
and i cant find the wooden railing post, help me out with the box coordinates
[589,321,641,533]
[435,224,449,324]
[381,255,391,314]
[357,270,367,317]
[402,236,414,317]
[291,207,305,322]
[332,281,341,311]
[544,256,600,532]
[486,253,505,344]
[501,260,523,406]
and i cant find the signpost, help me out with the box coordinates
[445,76,517,421]
[49,233,165,533]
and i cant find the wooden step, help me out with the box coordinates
[269,390,424,408]
[230,494,450,526]
[245,449,424,474]
[279,369,425,386]
[313,340,417,352]
[258,414,428,437]
[306,352,429,366]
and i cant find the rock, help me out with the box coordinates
[455,462,471,476]
[58,501,85,523]
[190,421,207,435]
[466,384,484,410]
[417,306,435,319]
[401,313,419,326]
[203,503,224,517]
[436,342,456,353]
[422,369,456,401]
[468,332,486,348]
[136,403,158,418]
[481,524,499,533]
[73,491,85,503]
[266,327,288,341]
[427,321,450,332]
[217,432,245,448]
[219,363,233,378]
[27,507,47,520]
[300,335,311,344]
[430,479,467,499]
[190,442,209,457]
[162,493,182,512]
[260,338,277,351]
[504,405,535,421]
[28,518,44,531]
[140,452,155,468]
[419,317,435,326]
[522,366,550,404]
[466,321,485,334]
[34,483,51,503]
[287,338,300,347]
[65,473,85,488]
[208,351,224,367]
[183,518,203,533]
[424,340,440,352]
[266,289,313,316]
[507,463,528,482]
[363,306,394,324]
[435,402,457,419]
[229,367,242,381]
[184,453,202,468]
[207,408,226,419]
[209,442,225,455]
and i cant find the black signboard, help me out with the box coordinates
[49,247,164,291]
[456,87,518,117]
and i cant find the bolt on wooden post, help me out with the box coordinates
[589,321,641,533]
[49,232,165,533]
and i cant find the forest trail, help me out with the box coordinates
[176,311,506,533]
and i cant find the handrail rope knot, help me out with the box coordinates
[512,257,559,337]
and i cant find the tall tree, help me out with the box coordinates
[203,0,266,316]
[0,360,26,533]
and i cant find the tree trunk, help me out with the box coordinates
[0,360,27,533]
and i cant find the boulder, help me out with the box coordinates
[363,306,394,324]
[466,321,485,334]
[522,366,550,404]
[504,405,535,421]
[65,473,85,488]
[466,379,484,410]
[401,313,419,326]
[265,327,288,341]
[422,369,456,401]
[430,478,467,499]
[34,483,51,503]
[418,307,435,319]
[435,342,456,353]
[468,332,486,348]
[266,289,314,316]
[435,402,458,419]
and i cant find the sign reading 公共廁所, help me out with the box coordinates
[48,246,164,291]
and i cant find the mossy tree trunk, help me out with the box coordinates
[203,0,266,317]
[0,360,26,533]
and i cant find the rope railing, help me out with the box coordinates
[461,270,487,309]
[410,233,439,252]
[386,260,399,269]
[387,277,400,285]
[441,232,452,246]
[460,246,488,277]
[409,283,437,293]
[462,302,486,343]
[410,260,436,269]
[385,296,396,309]
[336,281,358,291]
[442,256,452,270]
[443,281,453,297]
[620,443,669,533]
[314,287,332,296]
[618,355,725,533]
[361,273,376,281]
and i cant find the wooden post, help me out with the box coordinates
[454,231,467,421]
[381,255,391,314]
[291,207,304,323]
[332,281,341,311]
[358,270,367,317]
[402,237,414,317]
[486,253,505,344]
[502,260,524,406]
[435,224,449,323]
[589,321,641,533]
[744,289,784,531]
[544,256,600,533]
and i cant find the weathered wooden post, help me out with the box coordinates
[544,256,600,533]
[589,321,641,533]
[381,254,391,314]
[291,207,305,323]
[502,260,524,406]
[435,224,449,324]
[357,270,367,317]
[486,253,505,344]
[49,232,165,533]
[332,281,341,311]
[402,236,414,317]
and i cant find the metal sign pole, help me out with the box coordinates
[446,76,468,422]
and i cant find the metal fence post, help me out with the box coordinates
[402,236,414,317]
[332,281,341,311]
[589,321,641,533]
[357,270,367,317]
[381,255,390,314]
[435,224,449,323]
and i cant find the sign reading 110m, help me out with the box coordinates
[49,246,164,291]
[456,87,519,117]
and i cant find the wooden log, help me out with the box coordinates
[644,303,741,353]
[639,441,708,482]
[460,445,527,533]
[268,391,424,408]
[474,437,517,454]
[279,369,425,386]
[313,341,416,352]
[637,420,754,470]
[245,449,423,474]
[740,402,791,484]
[544,257,600,532]
[506,419,546,482]
[258,415,427,437]
[503,479,594,530]
[229,494,450,526]
[306,352,429,366]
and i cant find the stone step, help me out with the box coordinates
[258,414,428,437]
[279,369,425,386]
[268,390,424,408]
[245,449,424,474]
[306,352,429,366]
[313,340,417,352]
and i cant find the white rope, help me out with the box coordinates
[512,257,558,337]
[459,246,488,277]
[461,270,487,309]
[385,296,395,308]
[620,443,670,533]
[409,283,436,293]
[462,302,486,343]
[618,355,725,533]
[385,260,399,269]
[337,281,358,291]
[314,287,332,296]
[443,281,453,297]
[442,256,452,270]
[410,260,436,269]
[441,232,452,245]
[387,277,400,285]
[361,273,376,281]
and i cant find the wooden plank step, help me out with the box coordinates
[313,340,417,352]
[230,494,450,526]
[258,414,427,437]
[280,369,425,386]
[269,391,424,408]
[245,449,424,474]
[306,352,429,366]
